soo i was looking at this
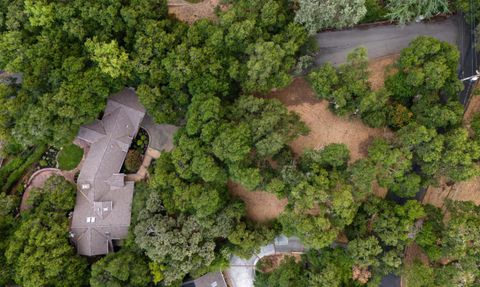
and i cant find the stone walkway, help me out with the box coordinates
[126,148,161,182]
[127,115,178,182]
[225,236,305,287]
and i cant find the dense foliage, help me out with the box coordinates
[1,0,479,286]
[294,0,367,34]
[3,176,88,287]
[0,0,307,148]
[413,201,480,286]
[386,0,449,24]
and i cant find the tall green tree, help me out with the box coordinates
[4,176,88,287]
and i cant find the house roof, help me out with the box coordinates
[193,272,228,287]
[71,88,145,256]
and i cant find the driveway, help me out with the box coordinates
[315,15,462,66]
[225,236,305,287]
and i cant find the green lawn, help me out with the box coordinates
[57,144,83,170]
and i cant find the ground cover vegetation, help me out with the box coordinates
[1,0,480,286]
[57,144,83,170]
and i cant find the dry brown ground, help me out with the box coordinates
[168,0,225,24]
[228,58,397,222]
[402,242,431,287]
[266,77,392,162]
[368,54,399,91]
[463,86,480,132]
[423,177,480,209]
[423,87,480,208]
[256,254,302,273]
[228,181,288,223]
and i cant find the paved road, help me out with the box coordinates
[315,15,462,66]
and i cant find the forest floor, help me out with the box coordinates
[167,0,224,24]
[228,57,397,222]
[423,90,480,209]
[256,254,302,273]
[265,77,392,162]
[367,54,399,90]
[228,181,288,223]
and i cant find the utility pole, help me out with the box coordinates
[461,70,480,82]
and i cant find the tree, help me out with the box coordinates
[85,38,131,79]
[368,138,416,197]
[4,176,88,287]
[348,236,382,268]
[134,214,216,285]
[254,257,308,287]
[401,260,435,287]
[243,41,293,92]
[386,0,449,24]
[150,152,226,218]
[90,248,151,287]
[305,248,353,287]
[228,221,278,259]
[386,36,462,102]
[294,0,367,34]
[309,47,374,117]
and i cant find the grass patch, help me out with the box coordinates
[57,144,83,170]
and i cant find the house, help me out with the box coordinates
[182,272,228,287]
[70,88,146,256]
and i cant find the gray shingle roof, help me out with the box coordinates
[70,88,146,256]
[193,272,227,287]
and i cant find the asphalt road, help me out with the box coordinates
[315,15,463,66]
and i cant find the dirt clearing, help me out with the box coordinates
[423,89,480,209]
[230,74,393,222]
[168,0,224,24]
[368,54,399,91]
[423,177,480,208]
[228,181,288,223]
[257,254,302,273]
[266,77,391,162]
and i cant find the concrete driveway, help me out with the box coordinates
[315,15,463,65]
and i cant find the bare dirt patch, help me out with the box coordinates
[368,54,399,91]
[230,75,393,223]
[257,254,302,273]
[463,87,480,133]
[423,92,480,209]
[423,177,480,209]
[266,77,392,162]
[228,181,288,223]
[403,242,430,266]
[168,0,225,24]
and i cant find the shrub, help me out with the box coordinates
[125,150,143,173]
[2,145,46,193]
[57,144,83,170]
